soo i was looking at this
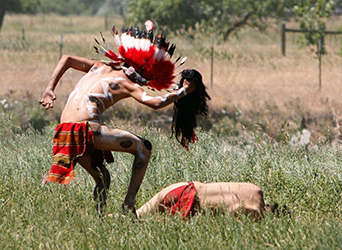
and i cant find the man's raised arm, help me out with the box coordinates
[39,55,95,110]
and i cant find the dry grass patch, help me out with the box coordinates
[1,14,342,141]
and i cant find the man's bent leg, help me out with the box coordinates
[90,124,152,213]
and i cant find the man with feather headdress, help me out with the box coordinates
[39,21,211,216]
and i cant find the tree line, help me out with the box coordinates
[1,0,342,50]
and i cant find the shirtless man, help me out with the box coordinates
[39,55,195,214]
[134,182,268,219]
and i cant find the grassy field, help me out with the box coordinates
[1,14,342,249]
[1,113,342,249]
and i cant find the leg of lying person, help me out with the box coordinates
[89,122,152,214]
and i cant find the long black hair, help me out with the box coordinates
[171,69,211,149]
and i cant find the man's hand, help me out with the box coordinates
[39,88,56,110]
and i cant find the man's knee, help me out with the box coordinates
[136,139,152,158]
[143,139,152,151]
[131,139,151,170]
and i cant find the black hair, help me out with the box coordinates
[171,69,211,148]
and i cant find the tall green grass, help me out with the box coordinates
[1,112,342,249]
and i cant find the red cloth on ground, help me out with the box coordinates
[161,182,198,218]
[46,122,93,184]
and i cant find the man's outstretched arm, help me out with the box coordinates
[39,55,95,110]
[127,79,196,110]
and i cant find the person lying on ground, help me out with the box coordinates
[110,181,285,219]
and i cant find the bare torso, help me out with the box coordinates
[193,181,265,213]
[61,62,130,123]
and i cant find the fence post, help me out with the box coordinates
[318,36,323,89]
[22,21,25,42]
[105,14,108,30]
[211,36,214,87]
[281,23,286,56]
[59,34,63,59]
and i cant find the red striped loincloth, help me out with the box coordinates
[46,122,94,184]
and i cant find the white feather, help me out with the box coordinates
[101,33,113,51]
[153,48,167,62]
[142,38,151,51]
[157,49,166,62]
[153,48,160,61]
[175,57,187,69]
[121,33,127,48]
[104,40,113,51]
[180,56,187,64]
[98,47,109,56]
[140,38,147,51]
[134,38,141,50]
[122,33,133,50]
[163,52,171,61]
[114,34,121,48]
[127,35,135,49]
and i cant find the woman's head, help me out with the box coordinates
[179,69,201,86]
[172,69,211,149]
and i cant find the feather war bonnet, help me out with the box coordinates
[94,20,187,91]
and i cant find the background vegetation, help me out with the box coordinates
[2,0,342,44]
[0,10,342,249]
[1,14,342,144]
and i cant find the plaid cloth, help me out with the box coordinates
[46,122,94,184]
[161,182,198,218]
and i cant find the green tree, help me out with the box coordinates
[38,0,103,16]
[0,0,40,32]
[127,0,337,42]
[127,0,295,39]
[293,0,336,54]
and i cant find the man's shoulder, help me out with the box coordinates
[91,62,125,76]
